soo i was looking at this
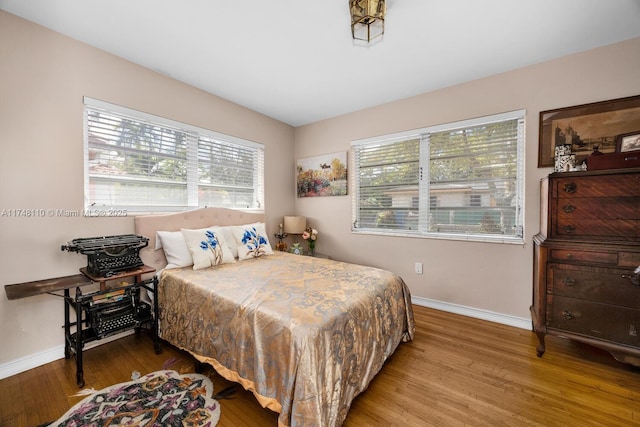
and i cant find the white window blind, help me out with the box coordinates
[84,97,264,212]
[352,135,421,231]
[352,110,525,243]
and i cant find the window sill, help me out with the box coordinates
[351,229,525,245]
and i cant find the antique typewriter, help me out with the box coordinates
[79,281,153,338]
[61,234,149,277]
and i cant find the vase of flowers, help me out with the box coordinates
[302,227,318,256]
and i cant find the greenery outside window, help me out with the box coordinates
[352,110,525,243]
[84,97,264,213]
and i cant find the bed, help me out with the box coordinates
[135,207,415,426]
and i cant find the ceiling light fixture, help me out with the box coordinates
[349,0,386,43]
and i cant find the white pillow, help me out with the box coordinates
[182,227,235,270]
[232,222,273,260]
[156,230,193,268]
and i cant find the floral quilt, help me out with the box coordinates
[158,252,414,427]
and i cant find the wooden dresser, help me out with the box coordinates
[531,168,640,366]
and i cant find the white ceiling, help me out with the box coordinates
[2,0,640,127]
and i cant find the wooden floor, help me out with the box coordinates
[1,305,639,426]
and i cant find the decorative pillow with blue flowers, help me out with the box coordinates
[232,223,273,260]
[181,227,235,270]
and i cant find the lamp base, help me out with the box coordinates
[289,242,304,255]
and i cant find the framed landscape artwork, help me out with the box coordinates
[538,95,640,167]
[296,151,348,197]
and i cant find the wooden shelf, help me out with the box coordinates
[4,264,157,299]
[4,274,92,300]
[80,265,155,291]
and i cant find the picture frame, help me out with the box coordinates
[616,131,640,153]
[296,151,348,197]
[538,94,640,168]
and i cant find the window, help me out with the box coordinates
[352,110,525,243]
[84,97,264,213]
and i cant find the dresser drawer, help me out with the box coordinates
[552,175,640,198]
[554,197,638,220]
[547,263,640,309]
[553,218,638,239]
[620,251,640,267]
[549,248,618,265]
[546,295,640,347]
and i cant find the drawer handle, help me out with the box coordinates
[562,204,576,213]
[563,225,576,234]
[561,310,575,320]
[563,182,577,193]
[562,277,575,286]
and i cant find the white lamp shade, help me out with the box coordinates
[284,216,306,234]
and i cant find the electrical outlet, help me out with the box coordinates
[415,262,423,274]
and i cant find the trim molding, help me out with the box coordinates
[0,344,65,380]
[0,330,133,380]
[412,296,532,330]
[1,301,530,380]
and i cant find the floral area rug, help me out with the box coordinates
[49,370,220,426]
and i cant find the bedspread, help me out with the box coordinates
[158,251,415,426]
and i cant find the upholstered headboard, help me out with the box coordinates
[134,207,265,272]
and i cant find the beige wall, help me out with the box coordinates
[2,7,639,375]
[0,11,295,367]
[294,37,640,321]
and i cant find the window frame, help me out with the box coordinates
[351,110,526,244]
[83,97,264,214]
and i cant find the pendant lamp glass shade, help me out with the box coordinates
[349,0,385,42]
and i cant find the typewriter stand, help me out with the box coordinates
[64,265,161,387]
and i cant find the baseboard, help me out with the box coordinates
[0,330,134,380]
[2,300,530,380]
[0,345,65,380]
[412,296,532,330]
